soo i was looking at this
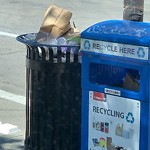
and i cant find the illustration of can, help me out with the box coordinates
[105,122,109,133]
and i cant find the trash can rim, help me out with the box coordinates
[16,33,80,48]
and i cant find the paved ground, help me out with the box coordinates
[0,0,149,150]
[0,98,25,150]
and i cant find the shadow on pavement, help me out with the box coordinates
[0,136,24,150]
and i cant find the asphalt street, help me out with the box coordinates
[0,0,150,150]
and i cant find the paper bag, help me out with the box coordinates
[36,4,72,42]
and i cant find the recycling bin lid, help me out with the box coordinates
[81,20,150,46]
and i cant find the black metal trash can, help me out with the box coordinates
[17,33,81,150]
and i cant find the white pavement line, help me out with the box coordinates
[0,123,19,135]
[0,90,26,105]
[0,31,18,38]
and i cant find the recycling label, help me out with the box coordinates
[88,91,140,150]
[81,39,149,60]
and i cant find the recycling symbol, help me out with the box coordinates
[126,112,135,123]
[137,47,145,58]
[84,40,91,50]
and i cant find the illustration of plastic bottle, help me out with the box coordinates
[101,122,104,132]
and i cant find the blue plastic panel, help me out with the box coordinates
[81,52,150,150]
[81,20,150,46]
[81,20,150,150]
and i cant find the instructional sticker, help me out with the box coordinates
[88,91,140,150]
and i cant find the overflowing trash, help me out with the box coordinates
[34,4,81,62]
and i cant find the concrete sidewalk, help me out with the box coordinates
[0,98,25,150]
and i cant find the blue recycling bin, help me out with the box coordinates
[81,20,150,150]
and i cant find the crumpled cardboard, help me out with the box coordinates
[36,4,73,42]
[123,73,140,91]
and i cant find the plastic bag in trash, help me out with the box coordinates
[41,37,79,62]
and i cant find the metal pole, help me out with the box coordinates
[123,0,144,21]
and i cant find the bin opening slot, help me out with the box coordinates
[89,63,140,92]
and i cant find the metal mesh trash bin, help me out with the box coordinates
[16,33,81,150]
